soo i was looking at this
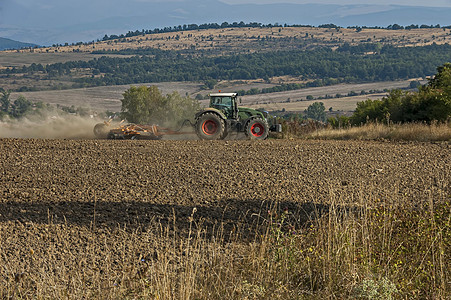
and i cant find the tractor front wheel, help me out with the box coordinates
[245,118,269,140]
[195,113,225,140]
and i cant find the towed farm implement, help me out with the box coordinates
[93,121,191,140]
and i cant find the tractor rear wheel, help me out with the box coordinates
[245,118,269,140]
[195,112,225,140]
[220,127,229,140]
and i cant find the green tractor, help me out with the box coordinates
[195,92,281,140]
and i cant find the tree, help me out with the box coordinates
[409,81,421,89]
[11,95,32,118]
[121,86,167,124]
[203,79,217,89]
[121,86,200,126]
[305,102,326,122]
[165,91,201,126]
[0,89,11,113]
[428,62,451,91]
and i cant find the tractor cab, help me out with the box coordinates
[209,93,238,119]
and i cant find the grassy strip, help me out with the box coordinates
[1,192,448,299]
[304,122,451,142]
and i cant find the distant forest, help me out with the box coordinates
[3,43,451,92]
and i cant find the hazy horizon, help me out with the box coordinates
[2,0,451,45]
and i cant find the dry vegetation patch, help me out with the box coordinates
[7,27,451,55]
[308,122,451,142]
[0,27,451,63]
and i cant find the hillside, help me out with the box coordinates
[0,37,37,51]
[1,26,451,114]
[6,26,451,55]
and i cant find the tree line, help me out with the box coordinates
[3,44,451,92]
[0,89,65,120]
[325,63,451,126]
[19,21,451,49]
[350,63,451,124]
[100,22,451,42]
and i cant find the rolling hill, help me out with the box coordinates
[0,37,37,51]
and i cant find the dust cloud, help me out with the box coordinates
[0,113,100,139]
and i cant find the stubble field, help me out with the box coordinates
[0,138,449,298]
[8,79,416,114]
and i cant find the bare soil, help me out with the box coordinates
[0,138,448,298]
[0,139,448,230]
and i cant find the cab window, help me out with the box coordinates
[211,96,232,106]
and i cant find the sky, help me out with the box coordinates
[2,0,451,7]
[222,0,451,7]
[2,0,451,45]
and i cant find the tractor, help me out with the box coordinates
[194,92,281,140]
[93,92,281,140]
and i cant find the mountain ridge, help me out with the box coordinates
[0,37,38,51]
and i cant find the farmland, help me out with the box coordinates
[0,24,450,297]
[0,138,449,298]
[1,25,450,115]
[8,79,417,114]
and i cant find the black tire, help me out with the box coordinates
[93,123,110,138]
[220,127,229,140]
[245,118,269,140]
[195,112,225,140]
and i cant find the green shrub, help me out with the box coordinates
[351,63,451,125]
[121,86,200,126]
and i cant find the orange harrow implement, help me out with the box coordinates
[93,120,194,140]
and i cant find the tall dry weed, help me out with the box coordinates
[307,121,451,142]
[0,185,449,299]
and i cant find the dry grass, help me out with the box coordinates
[308,122,451,142]
[6,27,451,55]
[1,187,448,299]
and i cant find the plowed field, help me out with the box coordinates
[1,139,448,226]
[0,139,449,298]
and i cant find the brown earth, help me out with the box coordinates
[0,138,449,297]
[0,139,448,231]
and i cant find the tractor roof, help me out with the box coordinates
[209,93,237,97]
